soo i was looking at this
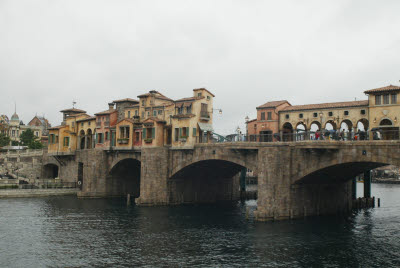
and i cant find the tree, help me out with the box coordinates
[0,133,10,147]
[19,129,43,149]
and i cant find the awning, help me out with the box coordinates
[198,122,213,132]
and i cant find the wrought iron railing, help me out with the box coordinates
[212,130,400,143]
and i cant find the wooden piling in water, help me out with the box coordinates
[127,194,131,206]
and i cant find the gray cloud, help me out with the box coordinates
[1,0,400,134]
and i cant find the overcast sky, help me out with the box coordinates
[1,0,400,134]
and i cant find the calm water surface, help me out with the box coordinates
[1,183,399,267]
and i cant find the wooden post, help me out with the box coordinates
[372,196,375,208]
[127,194,131,206]
[378,198,380,207]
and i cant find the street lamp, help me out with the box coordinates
[213,109,223,114]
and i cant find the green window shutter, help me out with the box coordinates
[193,128,196,137]
[186,127,189,137]
[95,133,98,144]
[143,128,146,139]
[179,128,182,138]
[152,128,155,139]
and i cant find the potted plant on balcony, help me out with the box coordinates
[179,136,187,142]
[144,138,153,143]
[117,138,129,144]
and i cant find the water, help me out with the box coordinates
[1,184,399,267]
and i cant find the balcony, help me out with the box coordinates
[117,138,129,144]
[200,112,210,121]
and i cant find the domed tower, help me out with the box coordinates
[10,112,20,126]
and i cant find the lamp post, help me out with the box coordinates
[236,126,241,142]
[245,116,249,141]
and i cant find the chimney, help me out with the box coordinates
[108,103,114,110]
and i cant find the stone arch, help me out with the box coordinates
[108,158,141,198]
[295,122,307,131]
[86,129,93,149]
[324,120,337,130]
[282,122,293,142]
[380,118,393,126]
[168,159,251,204]
[42,163,59,179]
[79,130,85,149]
[309,121,321,132]
[340,119,353,131]
[357,118,369,131]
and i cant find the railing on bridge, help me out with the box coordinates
[213,130,400,143]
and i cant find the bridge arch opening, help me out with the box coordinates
[290,161,389,217]
[295,122,306,141]
[108,158,141,199]
[168,160,254,204]
[43,164,59,179]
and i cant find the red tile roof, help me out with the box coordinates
[76,116,96,122]
[95,109,117,116]
[257,100,289,109]
[364,85,400,94]
[113,98,139,103]
[193,88,215,97]
[282,100,368,112]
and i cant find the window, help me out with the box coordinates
[81,122,83,127]
[361,109,366,115]
[267,112,272,120]
[12,130,15,137]
[328,112,333,116]
[147,112,150,116]
[142,112,145,118]
[63,137,69,146]
[97,133,103,143]
[344,111,349,116]
[186,105,192,114]
[197,93,202,97]
[207,96,211,100]
[383,94,389,104]
[105,132,109,140]
[261,112,265,120]
[299,113,303,118]
[72,122,75,127]
[375,95,381,105]
[88,122,91,126]
[174,128,179,142]
[193,128,197,137]
[128,111,131,118]
[119,126,130,139]
[178,107,183,114]
[181,127,188,138]
[142,100,145,106]
[391,94,397,104]
[153,110,157,116]
[158,110,162,115]
[135,110,138,116]
[285,114,289,119]
[313,113,318,118]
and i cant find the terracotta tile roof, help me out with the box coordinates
[60,108,86,113]
[282,100,368,112]
[76,116,96,122]
[137,91,173,101]
[175,97,198,102]
[364,85,400,94]
[113,98,139,103]
[257,100,289,109]
[193,88,215,97]
[48,125,64,130]
[95,109,117,116]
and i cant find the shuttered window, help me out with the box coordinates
[193,128,197,137]
[152,128,155,139]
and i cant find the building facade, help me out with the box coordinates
[247,84,400,141]
[47,88,215,154]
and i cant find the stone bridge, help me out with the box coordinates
[39,141,400,221]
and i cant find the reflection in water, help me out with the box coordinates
[0,184,399,267]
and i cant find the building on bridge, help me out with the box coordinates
[247,84,400,141]
[47,88,215,154]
